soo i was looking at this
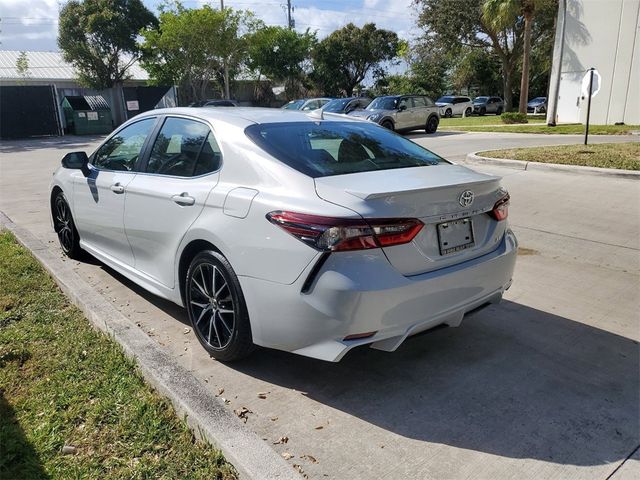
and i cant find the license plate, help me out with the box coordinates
[437,218,475,255]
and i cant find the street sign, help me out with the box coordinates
[581,68,601,97]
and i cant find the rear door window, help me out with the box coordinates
[413,97,427,107]
[146,117,221,177]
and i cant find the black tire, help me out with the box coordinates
[479,107,486,116]
[52,191,82,259]
[185,250,254,362]
[425,115,439,134]
[444,108,452,118]
[465,107,472,116]
[496,107,503,115]
[381,120,394,131]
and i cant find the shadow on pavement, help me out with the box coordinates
[0,135,105,154]
[0,392,49,479]
[79,252,640,468]
[232,301,639,467]
[405,131,466,140]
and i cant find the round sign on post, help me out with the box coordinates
[582,67,601,145]
[582,68,601,97]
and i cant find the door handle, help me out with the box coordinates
[171,192,196,206]
[110,183,125,194]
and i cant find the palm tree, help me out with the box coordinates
[483,0,544,113]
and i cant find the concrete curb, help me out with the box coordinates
[0,211,298,480]
[465,152,640,179]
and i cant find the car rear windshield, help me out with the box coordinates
[437,96,455,103]
[244,121,445,178]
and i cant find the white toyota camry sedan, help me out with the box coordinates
[50,107,517,362]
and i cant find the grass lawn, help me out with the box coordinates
[477,142,640,170]
[439,114,546,127]
[442,122,640,135]
[0,231,236,479]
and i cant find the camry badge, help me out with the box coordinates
[459,190,474,207]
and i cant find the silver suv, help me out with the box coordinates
[348,95,441,133]
[472,96,504,115]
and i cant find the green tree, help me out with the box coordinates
[450,47,502,96]
[247,26,316,99]
[483,0,553,113]
[311,23,399,96]
[58,0,156,90]
[15,51,30,82]
[415,0,523,110]
[141,3,258,103]
[374,42,447,100]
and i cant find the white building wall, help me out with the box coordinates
[555,0,639,125]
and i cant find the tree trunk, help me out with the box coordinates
[519,11,533,113]
[223,59,230,100]
[501,58,514,111]
[110,82,126,126]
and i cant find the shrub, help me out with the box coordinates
[501,112,529,124]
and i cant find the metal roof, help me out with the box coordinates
[0,50,149,82]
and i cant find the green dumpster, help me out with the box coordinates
[62,95,113,135]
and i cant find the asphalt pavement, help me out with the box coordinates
[1,131,638,479]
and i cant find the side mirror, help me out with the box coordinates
[61,151,89,170]
[398,105,407,112]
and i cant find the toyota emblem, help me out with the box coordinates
[459,190,474,207]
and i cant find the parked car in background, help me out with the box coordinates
[282,98,333,111]
[527,97,547,113]
[190,99,238,107]
[472,96,504,115]
[435,96,473,117]
[320,97,371,114]
[50,107,516,362]
[349,95,440,133]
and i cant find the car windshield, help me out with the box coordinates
[530,97,546,103]
[282,100,305,110]
[323,99,351,112]
[245,121,445,178]
[473,97,489,104]
[367,97,398,110]
[437,96,455,103]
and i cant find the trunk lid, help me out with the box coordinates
[314,164,508,275]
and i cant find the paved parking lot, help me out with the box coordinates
[1,132,638,479]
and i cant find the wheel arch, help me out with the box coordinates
[177,239,223,305]
[427,113,440,127]
[379,117,395,129]
[50,186,64,228]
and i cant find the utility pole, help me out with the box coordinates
[287,0,294,29]
[220,0,230,100]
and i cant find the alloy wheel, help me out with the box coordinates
[54,195,74,253]
[188,262,236,349]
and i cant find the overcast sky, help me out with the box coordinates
[0,0,419,52]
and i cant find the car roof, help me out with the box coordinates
[134,107,366,129]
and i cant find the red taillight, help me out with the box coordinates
[489,193,510,221]
[266,211,423,252]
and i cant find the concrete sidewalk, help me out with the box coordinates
[1,132,638,479]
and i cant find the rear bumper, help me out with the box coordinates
[240,229,517,361]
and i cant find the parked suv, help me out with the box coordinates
[435,95,473,117]
[348,95,440,133]
[472,96,504,115]
[527,97,547,113]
